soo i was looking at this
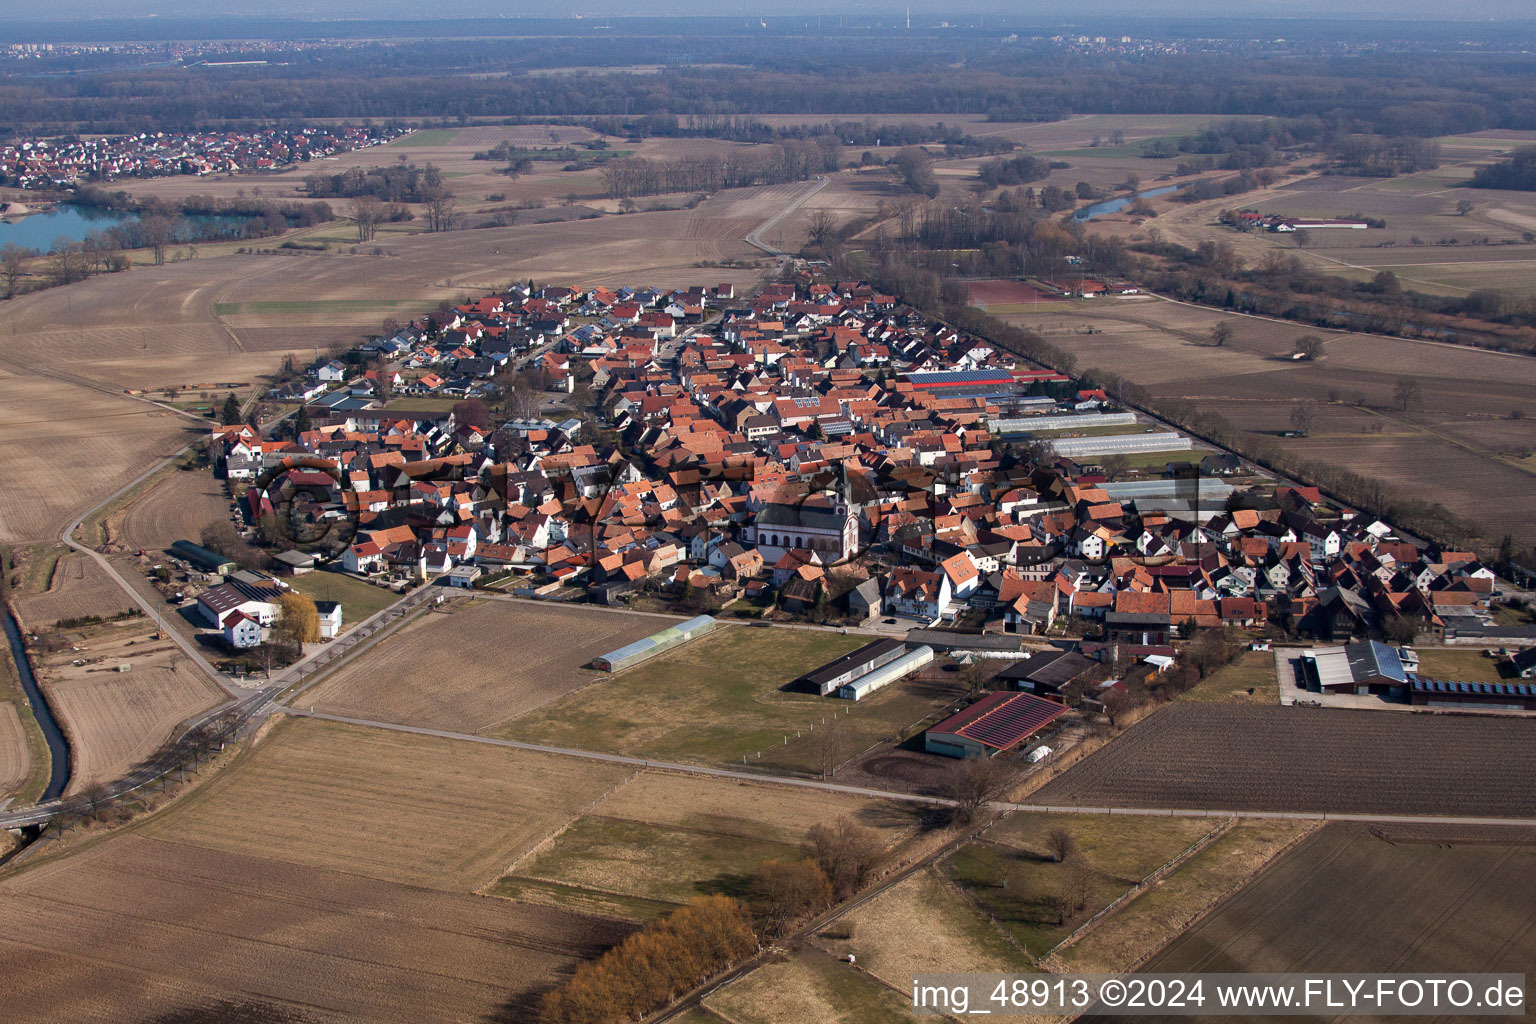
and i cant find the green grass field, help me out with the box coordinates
[498,627,961,770]
[945,813,1216,956]
[508,816,800,909]
[286,570,398,626]
[1179,650,1280,704]
[1413,647,1517,683]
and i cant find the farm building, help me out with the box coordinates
[1049,432,1193,458]
[836,645,934,701]
[170,539,237,576]
[1407,677,1536,712]
[797,638,907,695]
[905,629,1026,654]
[993,649,1098,697]
[991,411,1138,435]
[222,611,262,649]
[924,691,1068,759]
[1300,641,1410,696]
[593,615,719,672]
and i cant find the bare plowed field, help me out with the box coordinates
[0,369,195,543]
[42,656,221,795]
[1030,704,1536,818]
[0,835,631,1024]
[139,716,633,889]
[1118,824,1536,1023]
[307,601,675,734]
[0,703,31,800]
[110,466,230,553]
[1024,299,1536,548]
[9,553,136,628]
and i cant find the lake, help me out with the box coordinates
[1072,184,1182,222]
[0,203,252,251]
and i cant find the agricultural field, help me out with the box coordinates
[1129,823,1536,1019]
[1055,818,1317,974]
[0,834,631,1024]
[138,715,633,890]
[8,552,136,629]
[815,865,1031,989]
[499,626,965,770]
[494,769,933,922]
[1019,297,1536,549]
[943,813,1221,957]
[705,948,930,1024]
[1176,650,1280,704]
[32,618,223,794]
[0,703,32,803]
[0,369,198,545]
[1029,704,1536,818]
[104,462,229,556]
[305,600,674,733]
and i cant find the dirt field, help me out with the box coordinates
[705,948,928,1024]
[1126,823,1536,1021]
[0,834,631,1024]
[306,601,675,734]
[8,552,137,628]
[495,769,935,922]
[1022,297,1536,548]
[33,619,223,794]
[1030,704,1536,818]
[108,464,230,554]
[581,770,930,846]
[0,703,31,802]
[139,716,633,890]
[0,368,198,544]
[816,865,1031,989]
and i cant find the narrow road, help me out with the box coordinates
[744,176,829,257]
[260,708,1536,832]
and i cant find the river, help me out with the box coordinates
[1072,184,1182,222]
[2,608,70,802]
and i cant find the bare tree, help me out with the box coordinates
[1209,322,1234,348]
[809,714,854,778]
[806,209,838,251]
[1456,199,1475,216]
[79,781,112,820]
[2,242,37,298]
[940,755,1021,826]
[1393,376,1423,412]
[1046,827,1077,863]
[804,817,888,899]
[1293,334,1325,360]
[747,858,833,937]
[138,215,178,266]
[352,194,385,242]
[425,191,458,233]
[1289,399,1320,436]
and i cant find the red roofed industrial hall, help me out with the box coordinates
[924,691,1067,759]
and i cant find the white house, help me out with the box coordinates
[315,600,343,639]
[222,611,263,649]
[314,360,350,383]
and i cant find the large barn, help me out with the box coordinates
[925,691,1067,759]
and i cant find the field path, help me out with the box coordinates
[262,707,1536,832]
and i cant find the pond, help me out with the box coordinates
[1072,184,1182,222]
[0,203,253,251]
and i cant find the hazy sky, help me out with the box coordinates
[5,0,1535,22]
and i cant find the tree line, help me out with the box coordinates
[599,140,839,199]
